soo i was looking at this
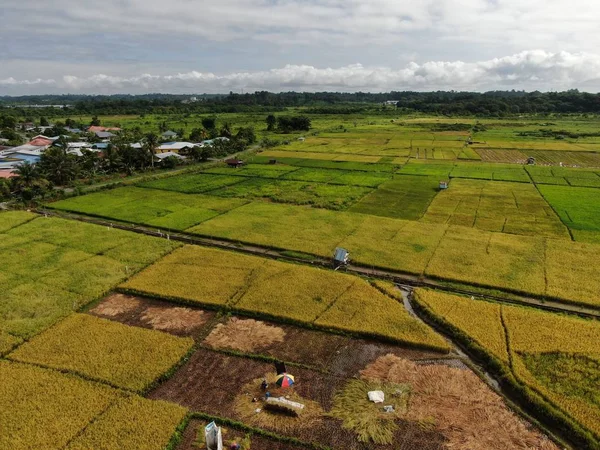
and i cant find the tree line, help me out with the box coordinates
[2,90,600,116]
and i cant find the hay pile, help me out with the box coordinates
[328,378,410,445]
[361,354,559,450]
[204,317,285,352]
[91,294,141,317]
[233,373,322,433]
[140,306,207,332]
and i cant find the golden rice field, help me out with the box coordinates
[121,245,449,351]
[0,360,122,450]
[8,314,193,392]
[66,396,187,450]
[0,360,187,450]
[188,201,600,307]
[414,288,600,440]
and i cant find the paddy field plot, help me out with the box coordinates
[120,245,449,350]
[201,163,301,178]
[65,396,187,450]
[348,175,440,219]
[421,178,570,238]
[138,173,247,193]
[0,214,178,339]
[527,166,600,187]
[9,314,193,392]
[208,177,372,210]
[414,288,600,444]
[259,149,383,163]
[0,360,187,450]
[249,154,400,172]
[50,186,247,230]
[537,185,600,234]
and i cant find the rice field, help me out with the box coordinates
[421,178,570,238]
[9,314,194,392]
[50,186,247,230]
[414,288,600,442]
[0,214,179,339]
[120,245,449,350]
[0,360,187,450]
[65,396,187,450]
[537,185,600,234]
[348,175,440,219]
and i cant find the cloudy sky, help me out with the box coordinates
[2,0,600,95]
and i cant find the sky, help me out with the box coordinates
[2,0,600,95]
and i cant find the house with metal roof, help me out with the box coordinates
[162,130,178,139]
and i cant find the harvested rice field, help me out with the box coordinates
[89,293,214,337]
[149,344,557,450]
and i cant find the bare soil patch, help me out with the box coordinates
[361,354,559,450]
[90,293,142,316]
[89,294,215,338]
[204,317,286,353]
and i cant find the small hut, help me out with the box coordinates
[333,247,350,269]
[225,159,244,168]
[439,180,449,190]
[527,156,536,165]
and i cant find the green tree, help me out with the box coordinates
[161,155,180,169]
[39,146,79,186]
[40,117,49,127]
[220,123,232,138]
[201,117,216,130]
[90,116,101,126]
[189,128,207,142]
[144,132,159,169]
[266,114,276,131]
[11,162,50,202]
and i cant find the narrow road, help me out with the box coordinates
[35,207,600,321]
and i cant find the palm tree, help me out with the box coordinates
[13,162,41,187]
[39,146,78,186]
[12,162,49,201]
[144,132,159,169]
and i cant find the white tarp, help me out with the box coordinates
[367,390,385,403]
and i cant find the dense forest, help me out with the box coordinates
[1,90,600,116]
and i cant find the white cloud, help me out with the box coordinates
[2,50,600,95]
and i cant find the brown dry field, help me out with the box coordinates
[92,296,556,449]
[203,316,443,374]
[149,349,447,449]
[361,355,559,450]
[89,293,215,338]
